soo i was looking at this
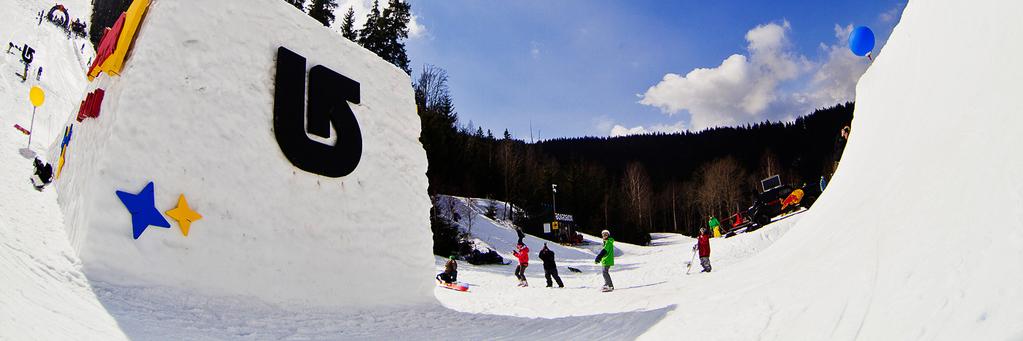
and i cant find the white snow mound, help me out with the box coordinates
[48,0,433,309]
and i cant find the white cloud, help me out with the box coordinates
[609,121,686,137]
[792,24,870,109]
[639,21,810,130]
[530,41,542,59]
[408,13,427,39]
[610,125,648,137]
[593,116,615,134]
[879,4,904,23]
[639,19,876,131]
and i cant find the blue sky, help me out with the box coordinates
[355,1,905,139]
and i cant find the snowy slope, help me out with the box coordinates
[435,1,1023,336]
[5,0,1023,339]
[434,196,799,319]
[0,0,124,339]
[638,0,1023,339]
[48,0,433,309]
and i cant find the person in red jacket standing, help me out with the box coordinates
[693,228,712,273]
[513,242,530,287]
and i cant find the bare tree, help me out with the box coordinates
[681,180,699,235]
[623,162,652,231]
[697,157,748,220]
[669,180,681,233]
[759,149,783,185]
[497,138,521,220]
[463,198,479,236]
[414,65,451,112]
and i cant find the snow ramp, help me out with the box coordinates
[47,0,433,310]
[4,1,671,339]
[641,0,1023,339]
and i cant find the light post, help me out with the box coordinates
[552,184,558,240]
[551,184,557,219]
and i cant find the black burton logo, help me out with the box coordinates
[273,47,362,177]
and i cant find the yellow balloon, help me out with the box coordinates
[29,86,45,107]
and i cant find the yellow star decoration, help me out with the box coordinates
[165,194,202,237]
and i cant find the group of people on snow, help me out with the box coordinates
[436,226,714,292]
[436,229,621,292]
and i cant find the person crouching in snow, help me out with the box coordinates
[31,157,53,191]
[693,228,712,272]
[595,230,615,292]
[513,242,530,287]
[538,243,564,288]
[436,255,458,284]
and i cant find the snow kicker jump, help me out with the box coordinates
[48,0,432,309]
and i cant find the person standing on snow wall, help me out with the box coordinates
[833,125,851,175]
[513,242,530,287]
[436,255,458,284]
[693,228,712,273]
[708,215,721,238]
[594,230,615,292]
[538,243,564,288]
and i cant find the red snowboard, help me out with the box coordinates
[438,281,469,292]
[14,124,30,135]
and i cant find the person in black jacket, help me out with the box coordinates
[538,243,564,288]
[436,255,457,284]
[31,157,53,191]
[515,226,526,246]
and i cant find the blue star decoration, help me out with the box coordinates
[116,181,171,239]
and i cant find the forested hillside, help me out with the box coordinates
[417,65,852,244]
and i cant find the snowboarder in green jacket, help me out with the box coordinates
[594,230,615,292]
[708,216,721,238]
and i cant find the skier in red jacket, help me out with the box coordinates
[513,242,530,287]
[693,228,712,272]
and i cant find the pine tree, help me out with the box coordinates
[284,0,305,12]
[356,0,412,74]
[340,7,357,41]
[307,0,338,27]
[358,1,382,52]
[378,0,412,74]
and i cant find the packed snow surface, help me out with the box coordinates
[3,0,1023,339]
[433,196,800,319]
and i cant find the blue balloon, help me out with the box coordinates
[849,26,875,57]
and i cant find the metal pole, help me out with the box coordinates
[551,184,557,239]
[551,184,557,220]
[26,106,36,149]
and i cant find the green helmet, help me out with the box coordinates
[449,255,456,260]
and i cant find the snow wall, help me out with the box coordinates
[644,0,1023,339]
[48,0,434,308]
